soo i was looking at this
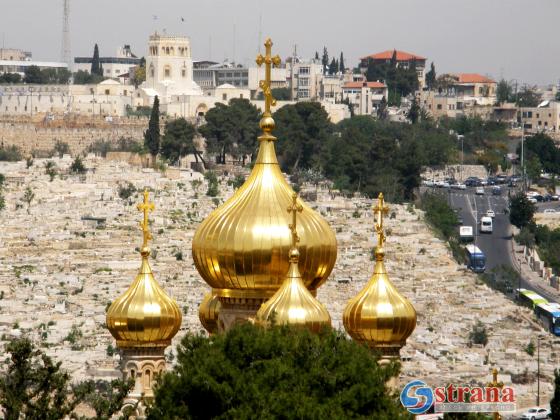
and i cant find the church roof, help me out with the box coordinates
[216,83,237,89]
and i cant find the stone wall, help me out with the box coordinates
[0,121,145,156]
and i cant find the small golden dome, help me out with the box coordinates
[106,190,182,348]
[192,39,336,300]
[343,193,416,357]
[256,194,331,332]
[199,291,221,334]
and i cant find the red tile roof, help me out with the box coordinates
[361,50,426,61]
[455,73,495,84]
[343,81,386,89]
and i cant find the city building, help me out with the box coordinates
[0,48,31,61]
[359,50,426,88]
[193,61,250,92]
[341,80,387,115]
[286,59,323,101]
[74,45,140,78]
[0,60,68,76]
[519,101,560,133]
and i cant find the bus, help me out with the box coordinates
[465,245,486,273]
[535,303,560,336]
[516,288,548,309]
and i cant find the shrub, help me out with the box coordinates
[469,321,488,346]
[0,145,22,161]
[70,156,86,174]
[118,182,136,200]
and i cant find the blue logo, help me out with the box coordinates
[400,380,434,414]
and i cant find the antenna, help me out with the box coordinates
[61,0,71,67]
[258,13,262,54]
[232,24,236,65]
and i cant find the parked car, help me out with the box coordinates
[492,186,502,196]
[520,407,551,419]
[475,187,484,195]
[486,177,497,185]
[543,208,557,214]
[528,197,538,204]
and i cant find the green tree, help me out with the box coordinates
[425,62,436,90]
[377,96,388,120]
[148,324,408,419]
[44,160,57,181]
[509,192,535,229]
[526,156,542,183]
[551,368,560,420]
[91,43,103,77]
[23,186,34,214]
[525,340,535,356]
[0,72,22,83]
[496,79,512,104]
[131,57,146,88]
[0,194,4,212]
[274,101,332,173]
[339,52,345,74]
[469,320,488,346]
[205,171,219,197]
[0,337,132,420]
[70,156,86,174]
[328,57,337,75]
[407,98,420,124]
[160,118,200,165]
[516,85,541,107]
[199,98,261,165]
[144,95,161,168]
[53,140,70,158]
[23,65,44,84]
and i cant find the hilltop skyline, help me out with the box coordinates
[1,0,559,86]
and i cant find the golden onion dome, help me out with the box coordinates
[106,190,182,348]
[256,195,331,332]
[192,38,336,300]
[343,193,416,357]
[198,291,221,334]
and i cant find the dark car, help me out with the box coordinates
[492,186,502,196]
[487,177,497,185]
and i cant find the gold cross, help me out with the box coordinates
[256,38,281,117]
[372,192,389,249]
[287,192,303,248]
[487,368,504,420]
[137,189,155,249]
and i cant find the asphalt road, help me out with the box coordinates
[443,186,560,302]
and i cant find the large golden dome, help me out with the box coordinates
[192,39,336,302]
[106,190,182,348]
[343,194,416,357]
[256,196,331,332]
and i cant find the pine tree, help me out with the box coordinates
[407,98,420,124]
[321,47,329,74]
[377,96,388,120]
[390,49,398,68]
[144,95,161,168]
[314,51,319,61]
[425,62,436,90]
[339,52,345,74]
[335,59,339,74]
[91,44,102,76]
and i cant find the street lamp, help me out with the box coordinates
[537,334,543,407]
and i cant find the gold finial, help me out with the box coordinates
[137,189,155,251]
[256,38,281,133]
[287,192,303,250]
[372,193,389,258]
[487,368,504,420]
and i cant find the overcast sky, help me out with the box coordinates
[2,0,559,85]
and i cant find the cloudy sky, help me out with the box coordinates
[2,0,559,85]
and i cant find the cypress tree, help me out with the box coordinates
[328,57,337,75]
[551,369,560,420]
[425,62,436,90]
[144,95,161,168]
[314,51,319,61]
[91,44,102,76]
[339,52,345,74]
[321,47,329,74]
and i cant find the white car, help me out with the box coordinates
[486,210,495,218]
[520,407,551,419]
[543,208,557,214]
[475,187,484,195]
[454,183,467,190]
[528,197,538,204]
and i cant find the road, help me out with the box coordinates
[444,186,560,303]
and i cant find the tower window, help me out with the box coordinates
[164,66,171,78]
[182,68,186,78]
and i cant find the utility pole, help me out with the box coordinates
[537,335,541,407]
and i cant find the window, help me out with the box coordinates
[105,89,110,95]
[536,113,540,118]
[182,68,186,78]
[222,93,227,100]
[437,104,442,110]
[164,66,171,78]
[150,65,154,77]
[299,67,310,75]
[240,94,243,99]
